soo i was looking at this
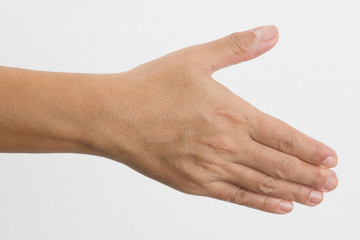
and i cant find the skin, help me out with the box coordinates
[0,25,338,214]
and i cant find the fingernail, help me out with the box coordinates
[278,200,293,214]
[323,156,337,168]
[323,176,338,191]
[307,190,323,206]
[253,25,278,41]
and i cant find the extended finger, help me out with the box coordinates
[249,113,337,168]
[218,162,323,206]
[238,140,338,192]
[207,181,293,214]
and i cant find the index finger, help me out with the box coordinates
[249,113,338,168]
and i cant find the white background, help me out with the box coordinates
[0,0,359,239]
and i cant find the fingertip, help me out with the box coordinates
[322,155,338,168]
[320,145,338,168]
[306,190,324,206]
[251,25,279,51]
[253,25,279,41]
[277,200,294,214]
[322,170,338,192]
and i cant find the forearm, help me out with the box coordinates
[0,66,112,155]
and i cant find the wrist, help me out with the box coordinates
[74,72,131,159]
[78,71,149,166]
[62,72,121,156]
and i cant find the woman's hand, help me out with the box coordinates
[85,25,338,214]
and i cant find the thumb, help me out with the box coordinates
[196,25,279,74]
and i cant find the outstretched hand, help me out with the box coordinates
[88,25,338,214]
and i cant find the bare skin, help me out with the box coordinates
[0,25,338,214]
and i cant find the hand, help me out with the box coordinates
[88,25,338,214]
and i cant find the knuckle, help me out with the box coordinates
[249,115,268,139]
[247,143,267,166]
[310,145,325,165]
[276,133,296,153]
[311,169,328,188]
[181,185,199,195]
[292,185,309,203]
[179,179,207,196]
[227,32,255,57]
[260,195,273,211]
[274,158,293,179]
[257,176,275,195]
[230,187,248,205]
